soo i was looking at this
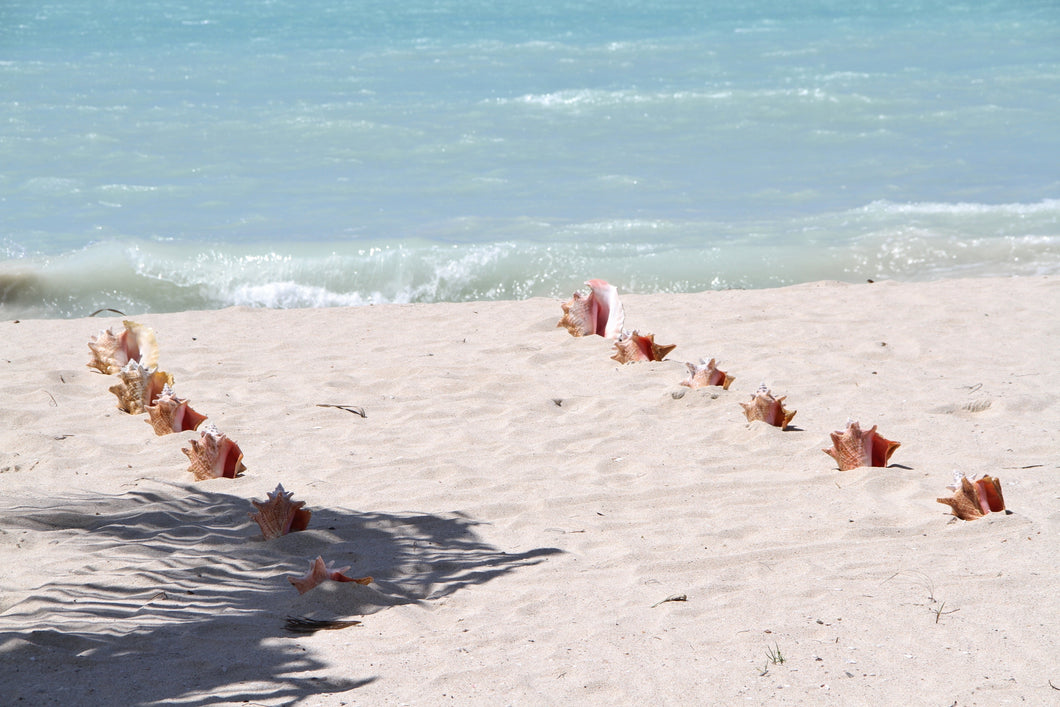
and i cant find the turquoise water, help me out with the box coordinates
[2,1,1058,317]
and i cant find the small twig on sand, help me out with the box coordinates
[285,616,362,633]
[650,594,687,608]
[89,308,126,317]
[140,591,167,607]
[886,569,937,603]
[316,404,367,418]
[932,601,959,623]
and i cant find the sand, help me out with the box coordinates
[1,276,1057,705]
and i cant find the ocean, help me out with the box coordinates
[2,0,1058,319]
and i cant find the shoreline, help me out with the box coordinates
[5,251,1060,320]
[1,276,1057,704]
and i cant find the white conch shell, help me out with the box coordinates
[558,279,625,339]
[88,320,159,374]
[145,383,208,435]
[249,484,312,540]
[822,419,900,470]
[181,424,246,481]
[108,359,173,415]
[680,358,734,389]
[611,329,676,364]
[740,383,796,429]
[937,473,1005,520]
[288,556,373,595]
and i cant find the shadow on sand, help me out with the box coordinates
[0,482,562,705]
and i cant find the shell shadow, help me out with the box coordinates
[0,482,562,705]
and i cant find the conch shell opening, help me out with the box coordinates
[611,330,676,364]
[740,384,796,429]
[181,424,246,481]
[680,358,734,390]
[558,279,625,339]
[250,484,312,540]
[88,320,159,374]
[822,419,900,471]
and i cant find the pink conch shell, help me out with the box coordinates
[108,359,173,414]
[288,556,373,595]
[558,279,625,339]
[145,383,207,435]
[680,358,734,390]
[250,483,312,540]
[740,384,796,429]
[611,330,676,364]
[822,419,900,470]
[181,424,246,481]
[937,472,1005,520]
[87,320,159,374]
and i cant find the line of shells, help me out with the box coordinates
[557,280,1006,521]
[81,284,1009,604]
[89,320,356,593]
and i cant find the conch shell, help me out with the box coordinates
[87,320,159,374]
[145,383,207,435]
[288,556,373,595]
[250,484,312,540]
[181,424,246,481]
[611,330,676,364]
[937,472,1005,520]
[680,358,734,390]
[108,359,173,414]
[740,384,796,429]
[822,419,900,470]
[558,279,625,339]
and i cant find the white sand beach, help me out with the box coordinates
[1,276,1057,705]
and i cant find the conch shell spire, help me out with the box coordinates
[822,419,900,470]
[680,358,734,390]
[740,384,796,429]
[181,424,246,481]
[558,279,625,339]
[87,320,159,374]
[611,329,676,364]
[937,473,1005,520]
[108,359,173,415]
[250,484,312,540]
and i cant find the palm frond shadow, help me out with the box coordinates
[0,482,562,705]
